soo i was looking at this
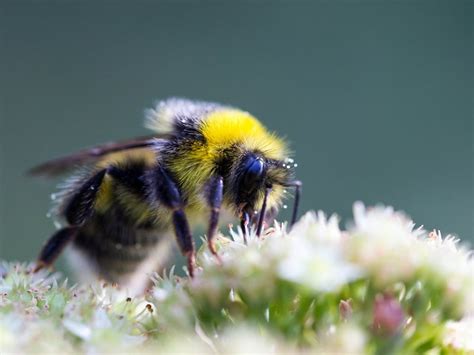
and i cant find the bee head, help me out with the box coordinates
[229,151,293,214]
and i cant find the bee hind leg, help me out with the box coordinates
[34,226,78,272]
[64,168,108,225]
[35,168,108,273]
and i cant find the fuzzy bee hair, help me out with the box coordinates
[32,98,301,293]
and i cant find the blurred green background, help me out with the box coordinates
[1,0,472,267]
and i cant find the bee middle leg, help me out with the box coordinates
[204,175,224,262]
[150,166,196,277]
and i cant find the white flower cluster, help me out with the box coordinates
[0,202,472,354]
[198,202,472,309]
[196,209,362,298]
[345,202,473,316]
[192,202,473,351]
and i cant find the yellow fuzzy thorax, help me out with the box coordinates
[167,109,288,214]
[201,109,287,160]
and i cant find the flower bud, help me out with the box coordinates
[373,293,405,335]
[339,299,353,321]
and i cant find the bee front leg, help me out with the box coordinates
[204,176,224,262]
[150,166,196,278]
[287,180,302,227]
[240,211,250,245]
[256,185,272,237]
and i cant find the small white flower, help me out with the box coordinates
[63,319,92,340]
[352,201,417,242]
[289,210,342,244]
[93,308,112,329]
[346,202,473,315]
[444,316,474,351]
[153,287,169,301]
[316,323,367,354]
[216,326,286,354]
[277,238,362,292]
[347,203,430,285]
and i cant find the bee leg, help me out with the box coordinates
[34,227,78,272]
[256,185,272,237]
[151,166,195,277]
[264,206,279,228]
[204,176,224,262]
[172,209,195,277]
[286,180,303,227]
[64,168,108,225]
[240,211,250,245]
[35,169,108,273]
[250,205,279,237]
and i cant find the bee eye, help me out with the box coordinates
[241,155,265,186]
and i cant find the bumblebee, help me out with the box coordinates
[31,98,301,291]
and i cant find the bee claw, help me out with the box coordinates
[214,253,223,266]
[207,239,222,264]
[32,261,47,273]
[186,251,196,278]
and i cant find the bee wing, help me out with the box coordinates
[28,134,164,178]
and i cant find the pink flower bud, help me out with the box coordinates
[339,299,353,320]
[373,293,405,335]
